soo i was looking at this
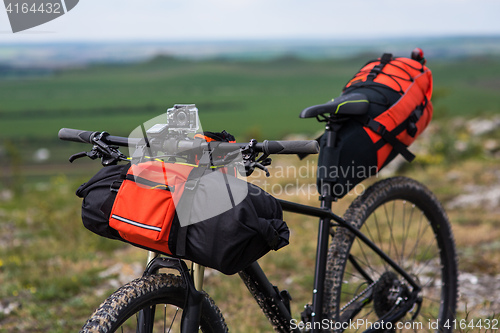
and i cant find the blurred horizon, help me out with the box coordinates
[2,34,500,67]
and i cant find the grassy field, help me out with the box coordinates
[1,55,500,331]
[2,54,500,184]
[1,55,500,139]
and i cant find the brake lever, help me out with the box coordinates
[253,162,270,177]
[68,132,127,165]
[101,146,128,165]
[91,132,128,165]
[241,139,272,177]
[259,157,272,167]
[68,151,98,163]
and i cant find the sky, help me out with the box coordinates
[0,0,499,43]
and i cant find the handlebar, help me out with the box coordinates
[58,128,96,144]
[261,140,319,155]
[58,128,320,155]
[58,128,130,146]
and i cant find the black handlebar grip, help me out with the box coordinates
[263,140,319,155]
[58,128,97,144]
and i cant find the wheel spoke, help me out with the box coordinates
[354,237,380,277]
[365,212,390,271]
[168,306,179,333]
[383,202,401,263]
[163,304,166,333]
[402,203,416,262]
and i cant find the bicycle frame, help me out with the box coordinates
[141,125,423,333]
[233,197,421,333]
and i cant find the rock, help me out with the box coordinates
[447,185,500,211]
[484,139,500,157]
[0,190,13,202]
[458,273,500,315]
[0,300,20,316]
[466,117,500,136]
[454,141,468,152]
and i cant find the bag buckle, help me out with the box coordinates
[184,178,199,191]
[366,118,387,135]
[407,123,418,137]
[110,180,123,192]
[367,72,377,81]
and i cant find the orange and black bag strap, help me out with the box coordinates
[100,163,132,215]
[361,53,424,95]
[367,53,393,81]
[406,97,428,137]
[358,95,428,163]
[362,116,416,163]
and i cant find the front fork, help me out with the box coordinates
[141,252,205,333]
[192,262,205,291]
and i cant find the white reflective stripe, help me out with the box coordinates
[111,214,162,232]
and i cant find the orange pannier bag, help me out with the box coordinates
[344,53,433,169]
[313,51,433,199]
[109,161,193,255]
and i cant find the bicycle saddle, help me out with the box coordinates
[299,93,369,118]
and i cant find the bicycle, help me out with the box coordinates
[59,101,458,332]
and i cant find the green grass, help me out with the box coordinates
[0,176,128,332]
[2,55,500,187]
[2,55,500,141]
[431,57,500,118]
[0,57,349,140]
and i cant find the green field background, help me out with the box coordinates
[1,53,500,331]
[2,55,500,140]
[1,55,500,183]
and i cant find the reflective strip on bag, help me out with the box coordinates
[111,214,162,232]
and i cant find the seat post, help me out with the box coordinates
[325,116,346,149]
[308,121,339,329]
[325,121,335,147]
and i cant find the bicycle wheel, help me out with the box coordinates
[324,177,457,332]
[80,273,228,333]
